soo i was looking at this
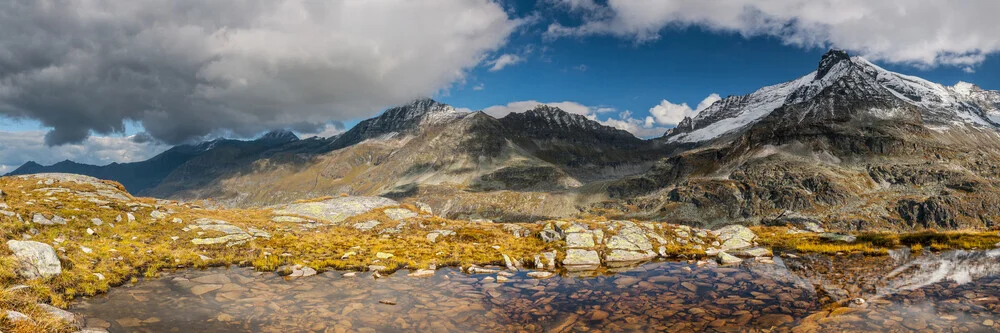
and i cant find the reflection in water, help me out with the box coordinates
[882,248,1000,294]
[70,251,1000,332]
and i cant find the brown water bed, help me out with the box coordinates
[70,250,1000,332]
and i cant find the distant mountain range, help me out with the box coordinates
[11,50,1000,230]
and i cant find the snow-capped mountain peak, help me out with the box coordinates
[665,50,1000,144]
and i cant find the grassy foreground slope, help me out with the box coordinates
[2,173,999,332]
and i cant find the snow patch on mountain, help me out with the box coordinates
[666,51,1000,144]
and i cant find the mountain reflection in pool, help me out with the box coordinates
[71,251,1000,332]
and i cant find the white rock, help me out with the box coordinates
[6,240,62,279]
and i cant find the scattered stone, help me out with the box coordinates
[86,228,95,235]
[341,251,356,259]
[539,224,562,243]
[731,247,772,257]
[272,216,308,223]
[7,240,62,279]
[716,252,743,265]
[90,218,103,226]
[375,252,394,259]
[150,211,167,219]
[383,208,418,221]
[126,213,136,222]
[527,271,554,279]
[80,246,93,254]
[5,310,31,323]
[352,220,380,232]
[37,303,75,323]
[502,254,517,271]
[32,213,66,225]
[543,251,557,269]
[425,229,456,243]
[171,217,183,224]
[820,232,857,243]
[342,272,357,278]
[409,269,435,277]
[502,224,531,238]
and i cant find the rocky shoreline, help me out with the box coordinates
[2,173,1000,332]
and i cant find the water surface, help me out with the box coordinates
[71,250,1000,332]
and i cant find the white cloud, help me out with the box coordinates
[295,123,345,139]
[601,110,669,138]
[0,131,169,170]
[0,0,522,145]
[546,1,1000,67]
[487,54,524,72]
[648,94,720,126]
[473,83,485,91]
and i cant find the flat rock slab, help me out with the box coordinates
[712,225,757,250]
[274,196,398,223]
[565,232,595,248]
[563,249,601,267]
[7,240,62,279]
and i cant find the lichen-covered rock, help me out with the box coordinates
[425,229,456,243]
[539,223,562,243]
[37,303,76,324]
[606,221,653,252]
[383,208,418,221]
[7,240,62,279]
[352,220,380,232]
[819,232,857,243]
[717,251,743,265]
[712,225,756,250]
[563,249,600,267]
[32,213,66,225]
[731,247,772,257]
[565,232,595,248]
[605,249,656,263]
[275,196,398,223]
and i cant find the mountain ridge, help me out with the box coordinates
[10,50,1000,229]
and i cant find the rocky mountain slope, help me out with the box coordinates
[612,50,1000,230]
[10,50,1000,230]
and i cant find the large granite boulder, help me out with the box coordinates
[711,225,757,251]
[7,240,62,279]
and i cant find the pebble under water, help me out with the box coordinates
[71,250,1000,332]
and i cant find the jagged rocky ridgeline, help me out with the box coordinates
[10,50,1000,230]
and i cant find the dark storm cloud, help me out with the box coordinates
[0,0,522,145]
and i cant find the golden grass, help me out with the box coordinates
[3,174,999,332]
[753,226,1000,255]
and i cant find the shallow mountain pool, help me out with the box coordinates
[70,250,1000,332]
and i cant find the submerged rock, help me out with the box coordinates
[7,240,62,279]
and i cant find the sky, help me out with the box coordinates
[2,0,1000,172]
